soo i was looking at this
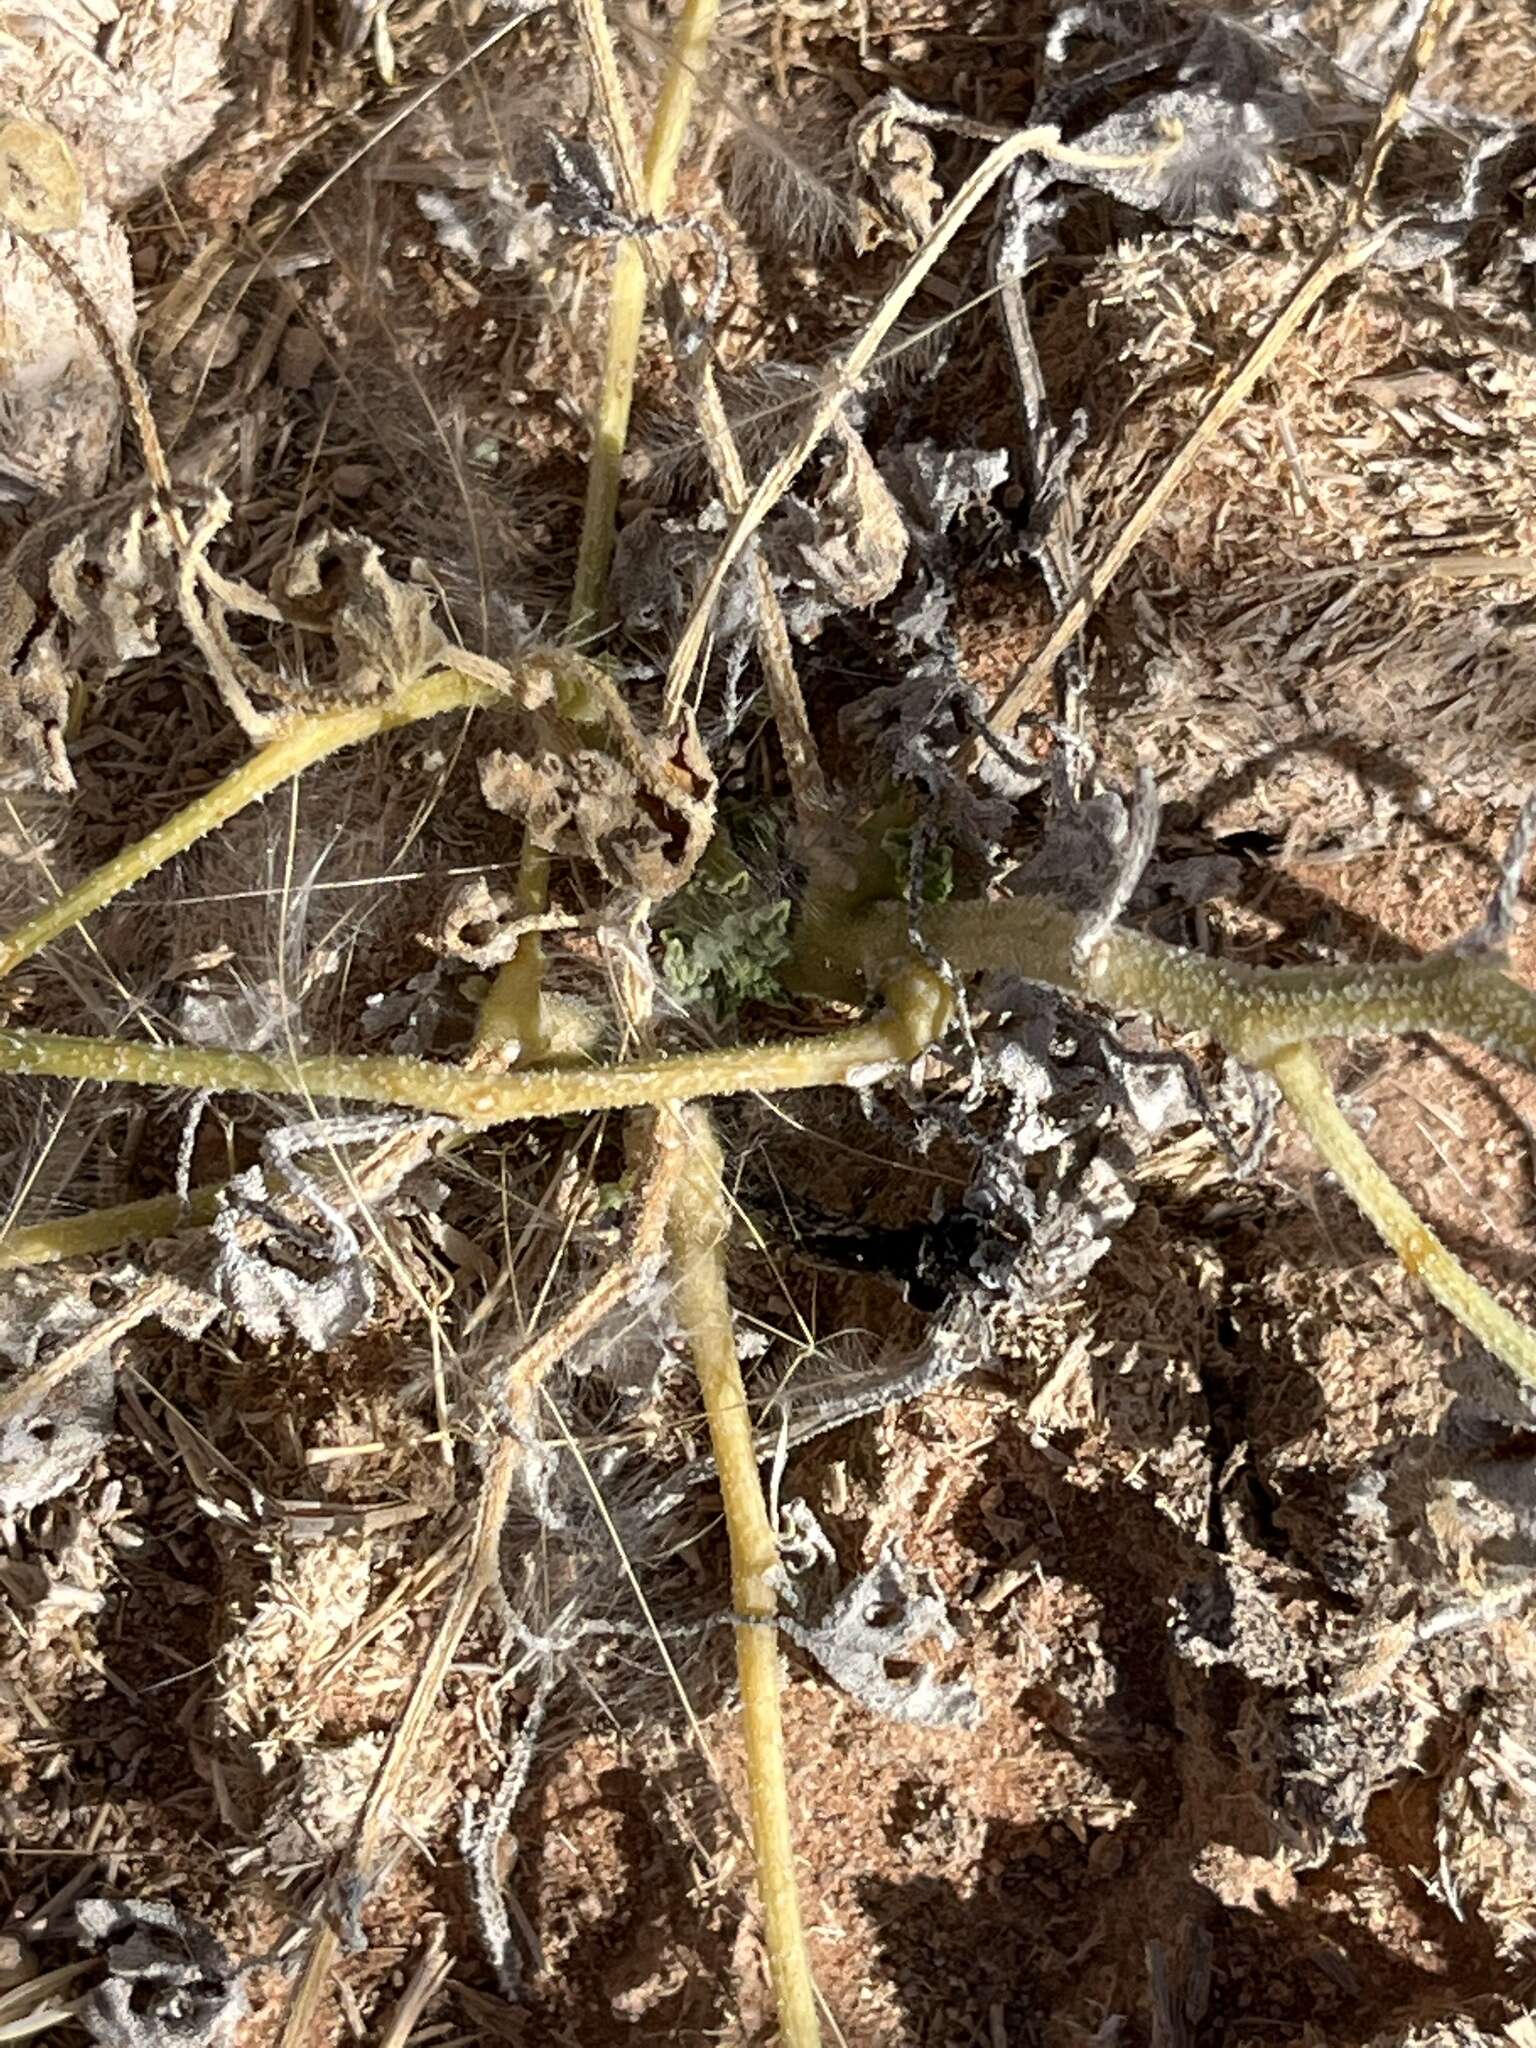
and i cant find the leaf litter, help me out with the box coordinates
[3,0,1536,2043]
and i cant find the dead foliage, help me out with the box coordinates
[4,0,1536,2045]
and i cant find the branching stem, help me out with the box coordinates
[483,0,723,1065]
[8,881,1536,1393]
[0,667,506,980]
[0,967,947,1126]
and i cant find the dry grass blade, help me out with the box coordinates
[374,1920,451,2048]
[973,225,1397,746]
[976,0,1461,746]
[280,1439,515,2048]
[661,121,1178,721]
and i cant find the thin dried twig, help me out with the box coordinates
[501,1113,682,1428]
[687,351,832,845]
[661,121,1180,721]
[974,0,1457,747]
[281,1439,516,2048]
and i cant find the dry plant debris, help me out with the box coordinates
[5,0,1536,2043]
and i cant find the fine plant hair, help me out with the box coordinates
[720,91,855,260]
[1,0,1517,2041]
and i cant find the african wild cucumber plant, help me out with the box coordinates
[5,634,1536,2045]
[0,0,1522,2041]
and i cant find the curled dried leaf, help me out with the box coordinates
[51,501,178,674]
[423,875,593,971]
[0,116,83,233]
[480,744,644,871]
[0,625,77,794]
[480,694,715,900]
[178,499,555,734]
[273,531,448,698]
[849,96,942,249]
[771,414,909,626]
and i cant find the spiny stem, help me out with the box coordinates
[1265,1041,1536,1388]
[0,667,507,980]
[10,875,1536,1397]
[0,971,944,1127]
[482,0,722,1066]
[882,895,1536,1075]
[567,0,720,635]
[572,0,828,839]
[0,1184,222,1269]
[667,1106,821,2048]
[471,838,552,1066]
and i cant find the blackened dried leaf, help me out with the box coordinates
[541,130,626,237]
[880,440,1010,537]
[74,1898,244,2048]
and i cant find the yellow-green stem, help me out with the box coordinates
[473,838,552,1065]
[0,1184,222,1269]
[667,1107,820,2048]
[0,969,943,1128]
[569,239,650,640]
[0,667,504,980]
[488,0,721,1052]
[568,0,722,635]
[882,896,1536,1075]
[1266,1041,1536,1387]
